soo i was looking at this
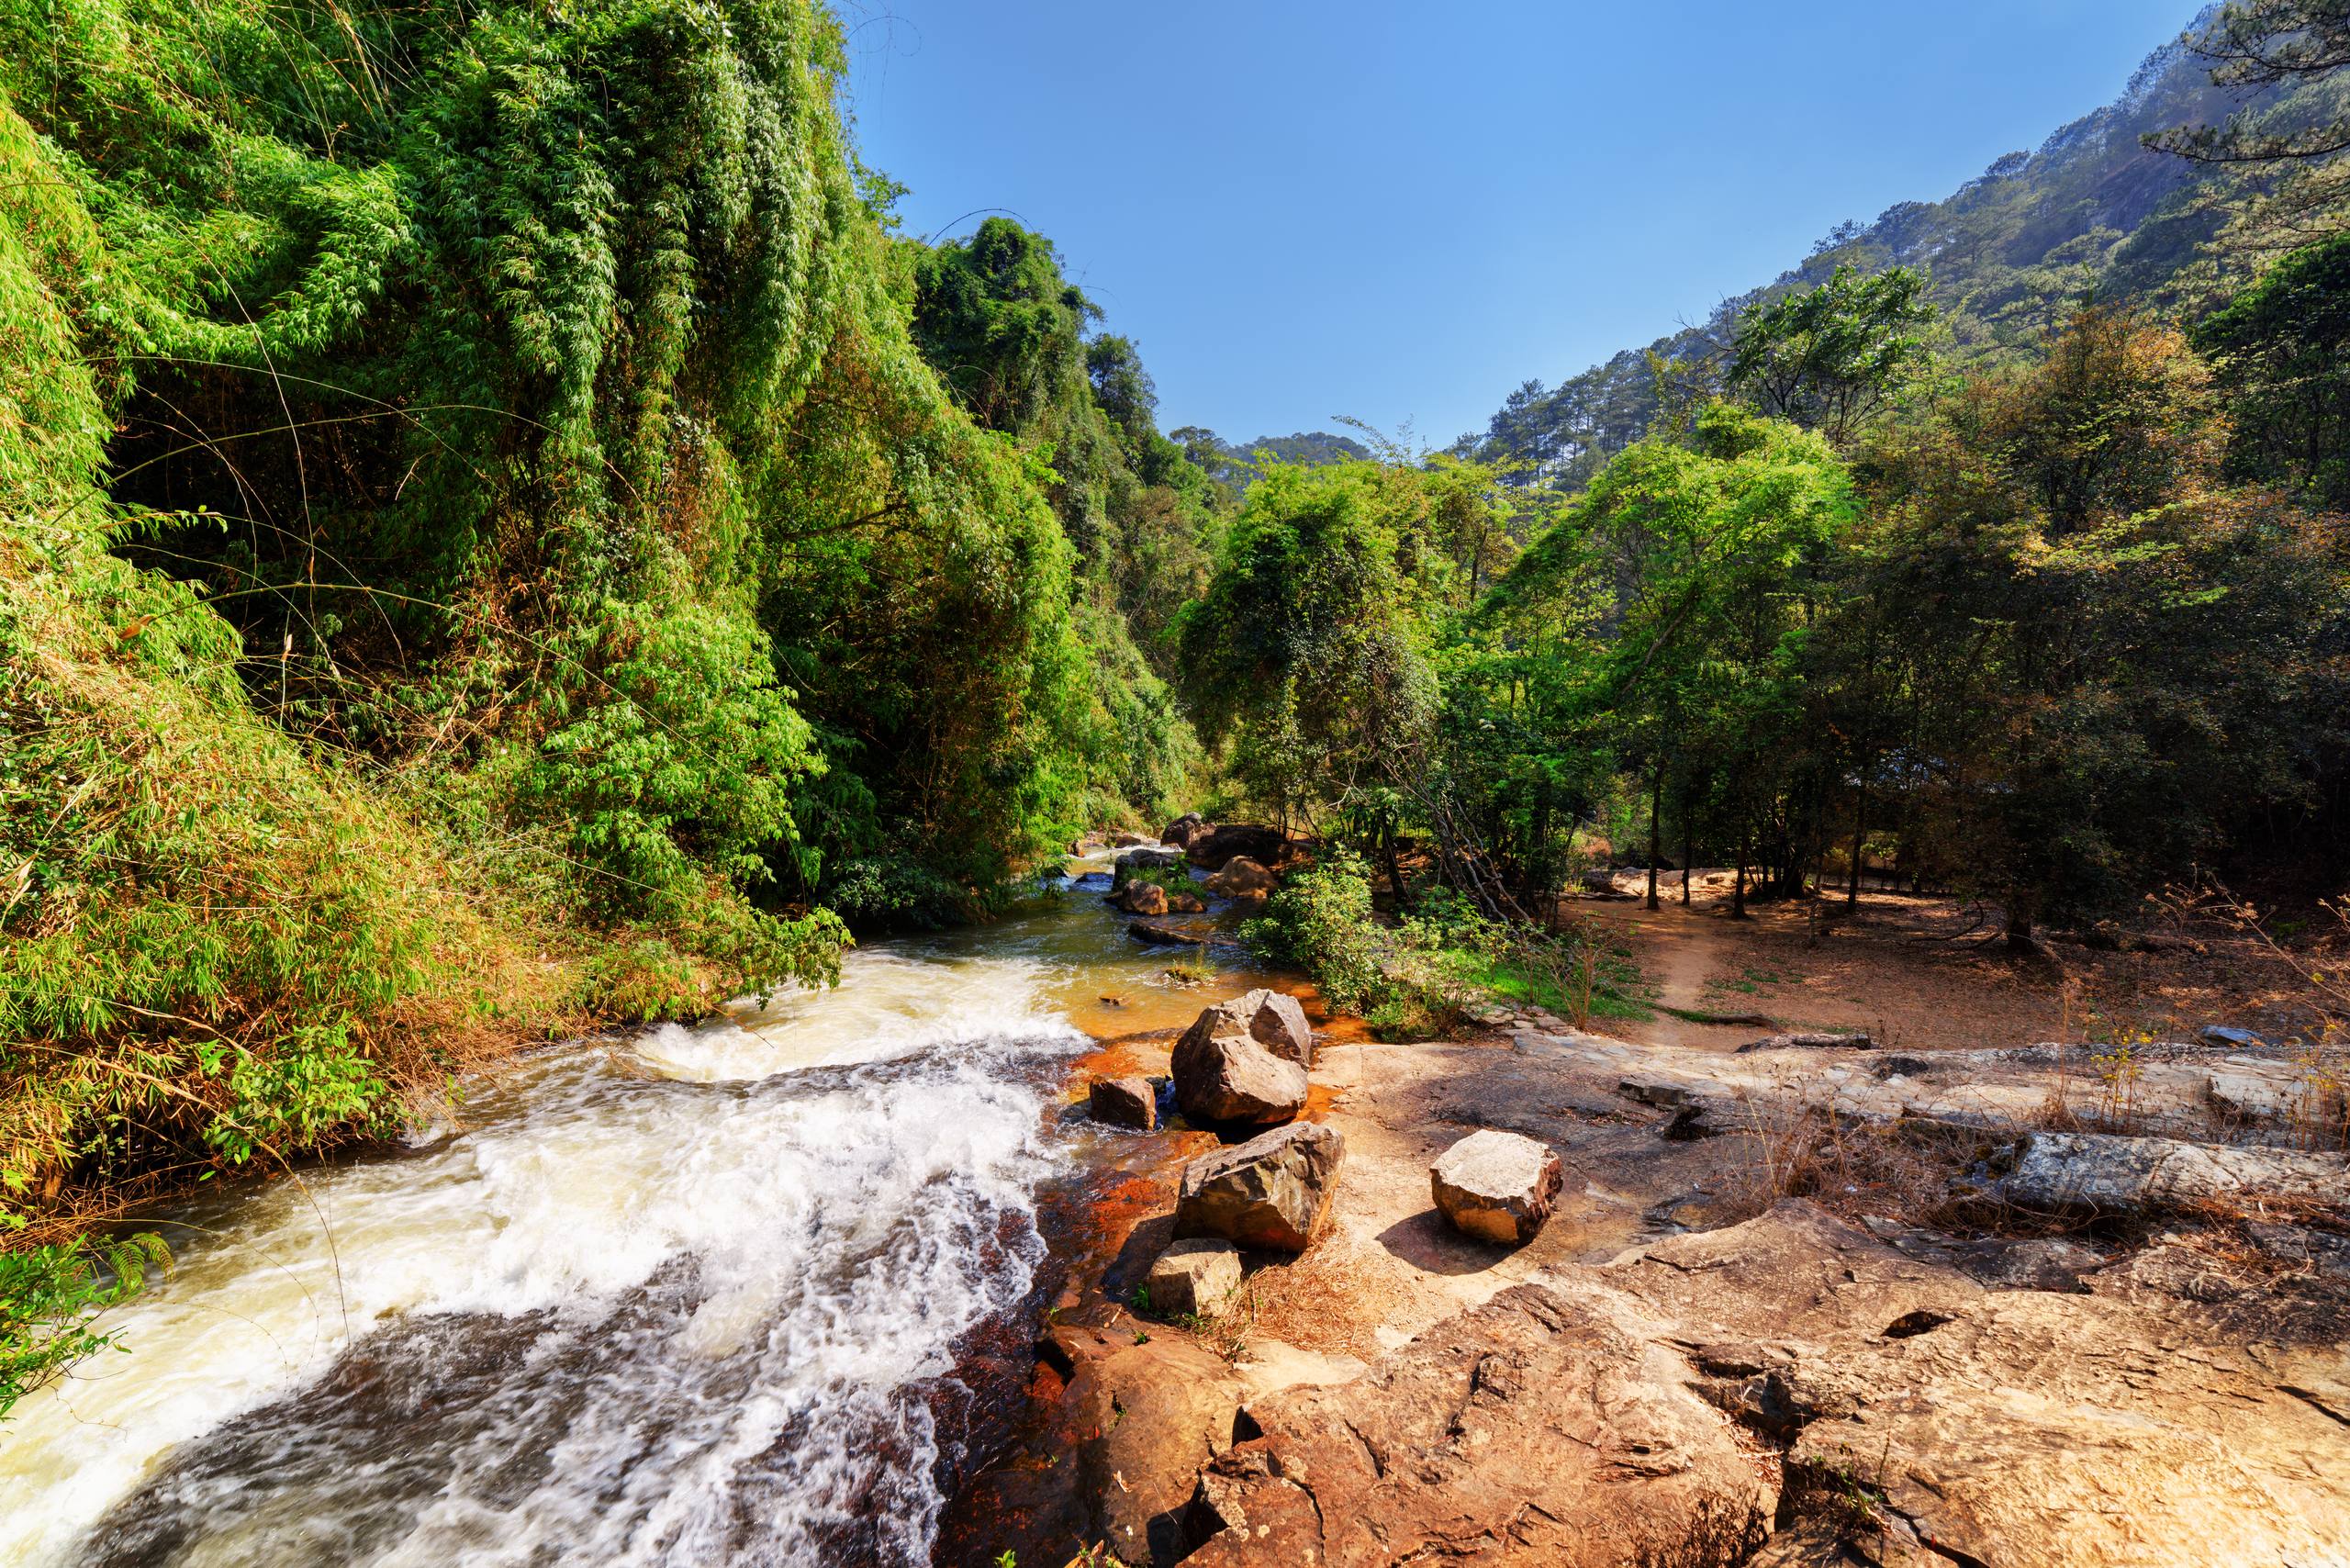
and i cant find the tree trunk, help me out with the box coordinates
[1382,823,1409,914]
[1732,814,1750,920]
[1681,793,1696,907]
[1645,756,1663,911]
[1846,787,1865,911]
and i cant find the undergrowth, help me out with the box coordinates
[1244,853,1648,1036]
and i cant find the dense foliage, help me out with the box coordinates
[0,0,1226,1395]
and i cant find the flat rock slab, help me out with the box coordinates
[1995,1130,2350,1215]
[1776,1292,2350,1566]
[1179,1282,1772,1566]
[1147,1238,1243,1317]
[1174,1121,1345,1252]
[1428,1128,1564,1245]
[1041,1321,1244,1567]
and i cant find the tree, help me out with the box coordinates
[2146,1,2350,251]
[2192,232,2350,508]
[1726,263,1936,446]
[1850,309,2341,944]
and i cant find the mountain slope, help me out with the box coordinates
[1468,7,2326,482]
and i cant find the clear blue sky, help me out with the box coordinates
[840,1,2199,446]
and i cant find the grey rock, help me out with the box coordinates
[1147,1238,1244,1316]
[1171,1031,1307,1125]
[1735,1030,1874,1053]
[1178,989,1315,1069]
[1994,1130,2350,1215]
[1174,1121,1345,1251]
[1429,1128,1565,1245]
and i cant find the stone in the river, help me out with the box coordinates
[1161,812,1211,849]
[1203,855,1277,910]
[1090,1075,1157,1132]
[1429,1128,1563,1245]
[1184,823,1283,871]
[1164,887,1207,913]
[1111,831,1153,847]
[1147,1238,1244,1316]
[1174,1121,1344,1251]
[1172,1029,1307,1126]
[1113,880,1169,916]
[1179,989,1315,1068]
[1129,918,1206,946]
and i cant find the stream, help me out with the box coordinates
[0,850,1272,1567]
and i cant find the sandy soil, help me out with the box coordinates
[1566,873,2332,1054]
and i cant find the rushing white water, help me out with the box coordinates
[0,945,1101,1568]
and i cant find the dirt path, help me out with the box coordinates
[1565,874,2322,1056]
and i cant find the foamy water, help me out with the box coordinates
[0,948,1089,1568]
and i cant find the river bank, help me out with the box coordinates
[0,844,1286,1567]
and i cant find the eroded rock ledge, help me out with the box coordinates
[1141,1201,2347,1567]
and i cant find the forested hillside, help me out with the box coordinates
[0,0,1224,1317]
[1463,3,2350,483]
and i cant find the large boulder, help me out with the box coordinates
[1178,990,1314,1068]
[1203,855,1278,910]
[1173,1121,1344,1251]
[1089,1075,1157,1132]
[1161,812,1211,849]
[1171,1032,1307,1126]
[1178,1282,1772,1565]
[1429,1128,1564,1245]
[1112,880,1169,916]
[1147,1238,1244,1317]
[1184,823,1284,871]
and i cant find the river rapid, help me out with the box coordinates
[0,851,1270,1567]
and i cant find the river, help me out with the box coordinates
[0,849,1274,1567]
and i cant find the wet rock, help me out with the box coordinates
[1178,1282,1772,1566]
[1178,990,1315,1069]
[1164,888,1207,913]
[1173,1121,1344,1251]
[1090,1075,1158,1132]
[1161,812,1211,849]
[1128,918,1207,947]
[1113,880,1170,916]
[1170,1031,1306,1126]
[1735,1030,1874,1053]
[1184,823,1283,871]
[1042,1321,1246,1567]
[1429,1128,1564,1245]
[1992,1130,2350,1216]
[1111,831,1154,847]
[1147,1238,1243,1317]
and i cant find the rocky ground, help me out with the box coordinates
[944,836,2350,1568]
